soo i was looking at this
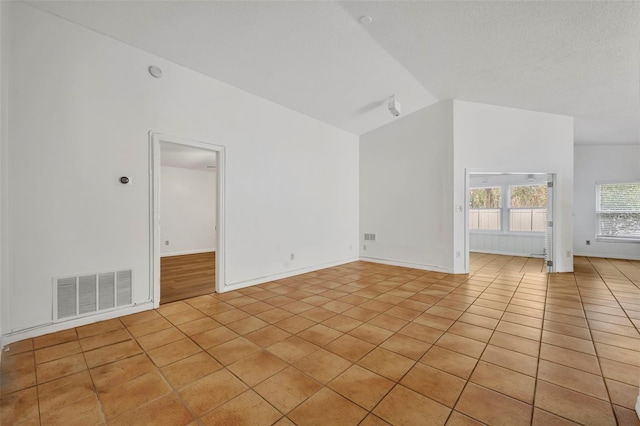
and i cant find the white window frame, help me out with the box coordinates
[595,181,640,243]
[469,186,502,232]
[508,184,547,234]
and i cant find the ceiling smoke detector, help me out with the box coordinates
[388,96,401,117]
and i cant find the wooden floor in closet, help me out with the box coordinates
[160,251,216,304]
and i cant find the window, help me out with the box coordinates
[596,182,640,241]
[469,187,501,230]
[509,185,547,232]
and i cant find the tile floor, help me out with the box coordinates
[1,254,639,425]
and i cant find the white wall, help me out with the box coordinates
[360,101,455,272]
[453,101,574,273]
[574,144,640,259]
[2,3,359,337]
[160,166,217,256]
[0,1,8,350]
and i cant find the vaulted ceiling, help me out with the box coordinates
[28,1,640,144]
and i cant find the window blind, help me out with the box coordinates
[596,182,640,241]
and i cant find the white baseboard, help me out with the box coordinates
[359,256,452,274]
[635,395,640,421]
[0,302,154,347]
[469,249,545,258]
[221,257,360,293]
[573,251,640,261]
[160,248,216,257]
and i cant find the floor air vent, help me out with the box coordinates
[54,270,133,321]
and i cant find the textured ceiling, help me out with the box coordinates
[27,1,640,143]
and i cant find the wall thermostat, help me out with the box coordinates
[148,65,163,79]
[119,176,132,185]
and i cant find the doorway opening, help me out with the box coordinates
[150,133,225,307]
[465,172,555,273]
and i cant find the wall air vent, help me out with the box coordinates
[54,269,133,321]
[364,233,377,241]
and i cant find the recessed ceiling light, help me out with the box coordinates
[359,15,373,25]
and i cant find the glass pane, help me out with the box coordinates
[470,187,501,208]
[511,185,547,208]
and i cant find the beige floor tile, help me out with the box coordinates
[161,351,223,389]
[293,349,352,384]
[539,343,601,375]
[200,390,282,426]
[179,368,248,416]
[537,359,609,401]
[207,337,260,366]
[79,328,132,352]
[373,385,450,426]
[446,410,486,425]
[325,334,375,362]
[605,378,639,410]
[348,323,393,345]
[489,331,540,357]
[298,324,343,346]
[456,382,532,426]
[76,318,124,339]
[358,347,414,381]
[420,345,478,379]
[288,387,368,426]
[274,315,316,334]
[109,392,193,426]
[254,366,322,413]
[532,408,581,425]
[33,329,78,349]
[612,404,640,426]
[322,314,364,332]
[268,336,319,363]
[84,340,143,368]
[40,394,105,426]
[448,321,493,343]
[99,371,171,419]
[227,349,287,386]
[90,353,156,392]
[436,333,486,358]
[400,362,465,407]
[0,386,40,425]
[470,361,536,403]
[245,324,292,348]
[135,327,186,352]
[146,338,201,367]
[191,326,239,349]
[328,364,394,410]
[36,353,87,384]
[599,358,640,386]
[534,380,616,426]
[480,344,538,377]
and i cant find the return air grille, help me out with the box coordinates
[54,269,133,321]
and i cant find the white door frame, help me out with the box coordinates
[149,132,226,307]
[464,170,556,274]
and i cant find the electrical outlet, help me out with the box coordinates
[586,240,591,245]
[566,250,572,258]
[363,245,367,251]
[165,240,169,246]
[456,251,461,258]
[290,253,295,260]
